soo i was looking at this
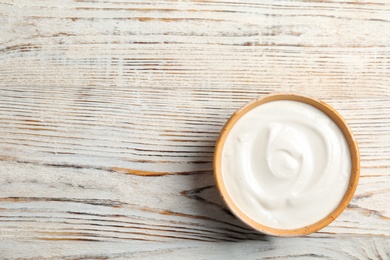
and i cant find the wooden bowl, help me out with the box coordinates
[213,93,360,236]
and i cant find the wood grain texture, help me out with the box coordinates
[0,0,389,258]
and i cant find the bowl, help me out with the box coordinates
[213,93,360,236]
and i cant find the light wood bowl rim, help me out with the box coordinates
[213,93,360,237]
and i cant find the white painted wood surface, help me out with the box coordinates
[0,0,389,258]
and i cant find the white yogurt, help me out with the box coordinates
[222,100,351,230]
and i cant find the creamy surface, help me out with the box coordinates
[222,100,351,230]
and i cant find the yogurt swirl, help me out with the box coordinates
[222,100,351,230]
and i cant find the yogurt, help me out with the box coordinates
[221,100,351,230]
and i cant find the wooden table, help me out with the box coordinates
[1,0,389,258]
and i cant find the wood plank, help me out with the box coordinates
[0,161,389,239]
